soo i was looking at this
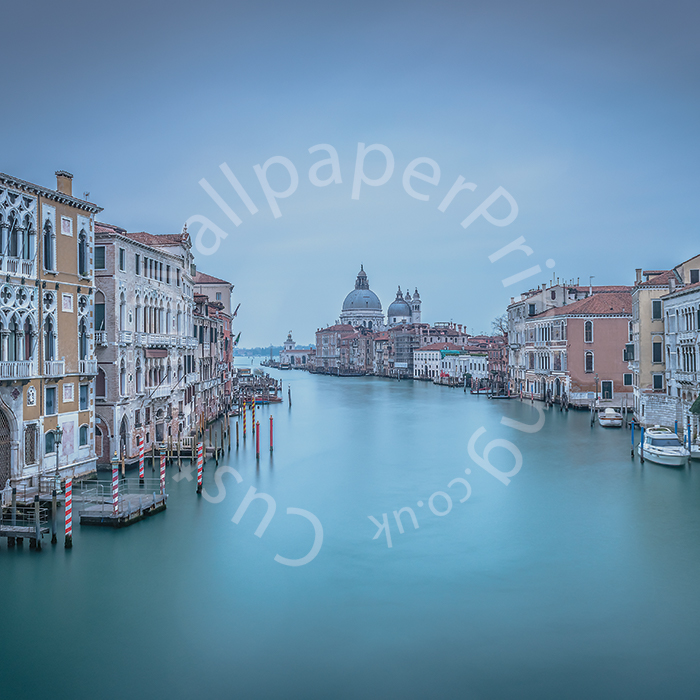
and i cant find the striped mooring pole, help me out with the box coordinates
[270,415,273,452]
[139,437,145,483]
[252,400,256,433]
[243,402,247,437]
[64,478,73,549]
[112,454,119,517]
[160,449,166,495]
[196,441,203,495]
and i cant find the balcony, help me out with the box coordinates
[674,371,698,384]
[185,372,198,385]
[44,360,65,377]
[1,256,35,278]
[144,333,172,347]
[149,385,173,399]
[118,330,133,344]
[79,359,98,375]
[95,331,107,345]
[0,360,33,379]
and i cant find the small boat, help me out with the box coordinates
[638,426,690,467]
[689,441,700,461]
[598,408,623,428]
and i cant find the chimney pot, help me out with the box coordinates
[55,171,73,196]
[635,268,642,285]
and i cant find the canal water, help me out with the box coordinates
[2,364,700,699]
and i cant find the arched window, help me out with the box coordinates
[584,321,593,343]
[45,430,56,455]
[22,214,34,260]
[177,310,182,334]
[79,318,88,360]
[119,292,126,331]
[585,351,594,373]
[43,220,54,270]
[120,359,127,395]
[24,318,33,361]
[95,291,105,331]
[44,316,56,361]
[8,213,18,258]
[136,360,143,393]
[79,425,88,447]
[8,316,20,362]
[78,230,88,276]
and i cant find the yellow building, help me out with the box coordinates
[0,170,102,489]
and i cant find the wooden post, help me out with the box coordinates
[8,487,17,547]
[228,414,231,452]
[631,422,635,457]
[220,429,224,459]
[33,495,41,551]
[640,427,645,464]
[151,442,156,472]
[236,420,239,447]
[256,421,260,459]
[270,415,273,453]
[215,431,219,466]
[178,438,182,471]
[121,449,126,478]
[51,489,57,544]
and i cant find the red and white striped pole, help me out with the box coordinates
[160,449,166,495]
[112,454,119,517]
[139,436,145,483]
[256,421,260,459]
[196,441,203,494]
[64,477,73,548]
[269,415,273,452]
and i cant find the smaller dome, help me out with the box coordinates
[388,287,411,318]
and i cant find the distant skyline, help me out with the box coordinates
[3,0,699,346]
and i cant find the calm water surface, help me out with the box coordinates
[3,363,700,699]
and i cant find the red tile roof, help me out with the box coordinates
[95,221,126,234]
[194,271,232,286]
[123,231,190,247]
[637,270,675,288]
[417,342,464,351]
[537,292,633,317]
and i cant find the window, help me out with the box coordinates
[652,340,662,364]
[79,384,88,410]
[44,317,56,361]
[216,292,222,301]
[166,265,170,284]
[691,269,699,284]
[584,321,593,343]
[585,351,594,373]
[135,253,140,275]
[43,220,55,270]
[624,343,635,362]
[95,246,106,269]
[95,291,105,331]
[78,230,88,276]
[550,290,556,300]
[651,299,662,320]
[96,368,106,397]
[45,431,56,455]
[653,374,663,390]
[528,304,536,316]
[623,373,633,386]
[45,387,57,415]
[79,425,88,447]
[118,248,126,271]
[25,425,37,464]
[177,269,181,286]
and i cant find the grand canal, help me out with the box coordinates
[3,364,700,699]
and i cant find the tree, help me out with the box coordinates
[492,313,508,339]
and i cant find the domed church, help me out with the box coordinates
[339,266,422,330]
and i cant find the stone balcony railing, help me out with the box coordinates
[674,370,699,384]
[118,330,133,344]
[95,331,107,345]
[149,384,173,398]
[1,256,35,278]
[44,360,65,377]
[185,372,198,385]
[0,360,33,379]
[79,359,98,375]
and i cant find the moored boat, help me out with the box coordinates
[598,408,623,428]
[638,426,690,467]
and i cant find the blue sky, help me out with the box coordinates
[3,1,699,345]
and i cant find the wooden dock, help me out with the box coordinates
[78,487,167,528]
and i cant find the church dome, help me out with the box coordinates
[342,289,382,311]
[342,265,382,311]
[388,287,412,319]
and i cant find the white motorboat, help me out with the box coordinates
[638,426,690,467]
[598,408,623,428]
[690,442,700,461]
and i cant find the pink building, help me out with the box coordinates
[524,292,633,407]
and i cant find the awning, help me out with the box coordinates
[145,348,168,358]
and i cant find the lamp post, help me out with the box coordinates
[53,425,63,486]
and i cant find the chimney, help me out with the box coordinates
[56,171,73,196]
[669,276,676,293]
[635,268,642,285]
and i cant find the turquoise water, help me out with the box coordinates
[2,364,700,699]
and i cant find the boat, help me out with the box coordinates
[598,408,623,428]
[638,426,690,467]
[689,441,700,461]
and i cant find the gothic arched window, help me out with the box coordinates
[43,220,55,270]
[44,316,56,361]
[78,230,88,276]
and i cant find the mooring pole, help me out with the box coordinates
[640,427,645,464]
[121,448,126,478]
[64,478,73,549]
[236,420,239,447]
[160,449,166,495]
[270,415,273,452]
[33,495,41,551]
[256,421,260,459]
[214,430,219,467]
[151,443,155,472]
[112,452,120,516]
[196,442,203,495]
[178,438,182,471]
[631,422,635,457]
[51,489,57,544]
[243,403,247,437]
[139,437,145,485]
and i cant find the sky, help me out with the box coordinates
[2,0,699,346]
